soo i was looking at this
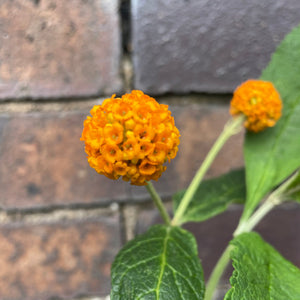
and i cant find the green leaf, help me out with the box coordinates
[243,24,300,220]
[111,225,205,300]
[225,232,300,300]
[173,169,246,224]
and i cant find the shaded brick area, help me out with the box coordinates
[135,204,300,282]
[0,100,243,210]
[132,0,300,94]
[0,0,121,99]
[0,214,120,300]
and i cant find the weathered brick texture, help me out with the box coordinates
[0,111,129,209]
[132,0,300,94]
[0,214,120,300]
[0,1,299,299]
[0,99,243,209]
[0,0,121,100]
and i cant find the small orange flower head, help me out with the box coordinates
[81,90,180,185]
[230,80,282,132]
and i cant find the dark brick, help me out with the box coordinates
[0,0,121,100]
[0,214,120,300]
[132,0,300,94]
[255,206,300,268]
[135,205,300,282]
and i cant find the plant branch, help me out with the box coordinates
[205,199,277,300]
[171,115,245,226]
[205,244,233,300]
[145,181,171,226]
[234,169,299,236]
[205,170,300,300]
[285,185,300,196]
[233,197,277,236]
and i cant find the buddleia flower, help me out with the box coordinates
[81,90,180,186]
[230,79,282,132]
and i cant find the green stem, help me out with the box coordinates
[146,181,171,226]
[205,170,300,300]
[205,245,233,300]
[234,199,276,236]
[172,115,245,226]
[205,199,277,300]
[234,169,299,236]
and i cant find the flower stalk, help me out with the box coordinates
[205,245,233,300]
[146,181,171,226]
[171,115,245,226]
[234,169,299,236]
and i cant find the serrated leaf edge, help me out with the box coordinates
[111,226,204,299]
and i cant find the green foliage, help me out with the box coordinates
[110,24,300,300]
[173,169,246,224]
[110,225,205,300]
[225,232,300,300]
[242,24,300,220]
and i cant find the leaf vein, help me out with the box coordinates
[167,264,201,297]
[116,237,163,258]
[155,227,171,299]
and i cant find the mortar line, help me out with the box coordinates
[0,204,119,225]
[119,0,133,92]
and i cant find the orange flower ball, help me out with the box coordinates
[230,80,282,132]
[81,90,180,185]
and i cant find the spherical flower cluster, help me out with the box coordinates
[230,79,282,132]
[81,90,180,185]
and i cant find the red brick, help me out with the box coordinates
[0,214,120,300]
[0,111,129,209]
[0,0,121,99]
[0,99,243,209]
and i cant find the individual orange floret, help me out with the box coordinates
[139,141,155,159]
[80,90,180,185]
[114,161,129,176]
[139,159,157,176]
[113,102,133,121]
[134,124,155,141]
[101,143,123,164]
[103,123,124,144]
[230,79,282,132]
[148,142,169,164]
[122,138,140,160]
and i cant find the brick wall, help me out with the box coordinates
[0,1,299,299]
